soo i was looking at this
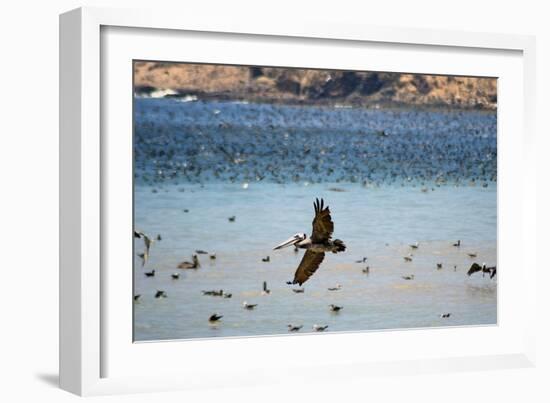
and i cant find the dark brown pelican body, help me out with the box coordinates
[178,255,200,269]
[467,263,497,278]
[274,198,346,286]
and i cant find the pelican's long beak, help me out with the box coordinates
[273,235,299,250]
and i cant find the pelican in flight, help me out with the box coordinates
[273,198,346,286]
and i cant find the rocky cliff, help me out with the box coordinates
[134,62,496,110]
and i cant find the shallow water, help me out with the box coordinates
[133,99,497,341]
[134,182,496,341]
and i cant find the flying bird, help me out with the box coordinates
[135,230,154,266]
[273,198,346,286]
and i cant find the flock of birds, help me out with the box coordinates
[134,99,497,188]
[134,198,496,335]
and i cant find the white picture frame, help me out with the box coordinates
[59,6,537,396]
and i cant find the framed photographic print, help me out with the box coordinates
[60,7,537,396]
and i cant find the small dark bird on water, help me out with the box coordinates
[329,304,343,312]
[195,249,208,255]
[155,290,167,298]
[288,324,303,332]
[156,234,162,241]
[133,294,141,301]
[210,254,217,260]
[328,284,342,291]
[262,281,271,295]
[243,301,257,310]
[171,273,180,279]
[144,269,155,277]
[223,292,232,298]
[313,324,329,331]
[202,289,224,296]
[402,274,415,280]
[410,242,419,249]
[404,255,413,262]
[355,257,368,263]
[292,288,305,293]
[178,255,200,269]
[209,313,223,322]
[467,253,477,258]
[436,263,443,270]
[228,216,236,222]
[362,266,370,274]
[262,256,270,262]
[440,313,451,318]
[453,240,461,247]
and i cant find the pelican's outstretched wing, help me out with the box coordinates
[467,263,482,276]
[293,250,325,286]
[311,198,334,243]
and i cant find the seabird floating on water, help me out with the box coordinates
[195,249,208,255]
[436,263,443,270]
[262,281,271,295]
[171,273,180,279]
[209,313,223,322]
[144,269,155,277]
[329,304,343,312]
[410,242,419,249]
[292,288,305,293]
[210,254,217,260]
[404,254,413,262]
[274,198,346,286]
[401,274,414,280]
[228,216,236,222]
[313,324,329,331]
[328,284,342,291]
[133,294,141,301]
[287,324,303,332]
[467,253,477,258]
[440,313,451,318]
[453,240,461,247]
[243,301,258,310]
[262,256,270,262]
[202,289,224,297]
[155,290,167,298]
[178,255,200,269]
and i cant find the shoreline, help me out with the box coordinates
[134,88,497,112]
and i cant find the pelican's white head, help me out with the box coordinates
[273,233,307,250]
